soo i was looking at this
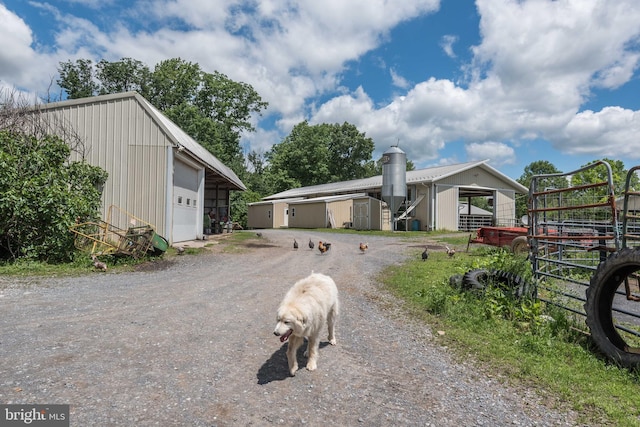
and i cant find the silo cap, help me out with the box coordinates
[383,146,405,155]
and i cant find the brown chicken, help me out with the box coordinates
[359,242,368,253]
[91,254,107,271]
[318,241,331,254]
[446,246,456,258]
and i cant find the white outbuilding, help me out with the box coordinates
[251,160,528,231]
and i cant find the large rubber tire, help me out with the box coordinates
[585,248,640,368]
[494,269,537,299]
[461,269,490,291]
[461,268,536,299]
[510,236,529,255]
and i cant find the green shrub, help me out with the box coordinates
[0,130,107,262]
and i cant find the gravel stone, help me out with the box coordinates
[0,230,586,426]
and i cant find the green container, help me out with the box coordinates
[150,232,169,254]
[411,219,421,231]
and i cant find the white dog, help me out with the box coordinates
[273,272,339,376]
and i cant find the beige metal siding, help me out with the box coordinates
[436,185,458,230]
[369,199,382,230]
[439,166,510,189]
[247,204,274,229]
[369,201,380,230]
[326,200,353,228]
[41,97,169,233]
[289,202,327,228]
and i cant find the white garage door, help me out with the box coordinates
[173,159,200,242]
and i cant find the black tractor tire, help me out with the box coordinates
[510,236,529,255]
[585,247,640,368]
[449,274,464,290]
[461,268,536,299]
[461,269,490,291]
[493,269,537,299]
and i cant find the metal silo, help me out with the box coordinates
[381,146,406,229]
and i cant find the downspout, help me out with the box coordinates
[431,182,436,231]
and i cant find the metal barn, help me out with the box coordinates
[254,160,527,231]
[34,91,245,243]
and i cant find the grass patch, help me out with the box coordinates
[0,247,194,277]
[381,246,640,426]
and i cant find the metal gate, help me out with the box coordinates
[528,161,620,316]
[528,161,640,366]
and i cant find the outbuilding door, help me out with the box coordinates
[173,159,200,242]
[353,200,370,230]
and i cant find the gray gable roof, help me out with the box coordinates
[36,91,246,190]
[264,160,527,200]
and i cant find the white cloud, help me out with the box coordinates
[390,68,410,89]
[556,107,640,157]
[0,5,38,84]
[2,0,640,171]
[465,141,516,167]
[334,0,640,167]
[440,34,458,58]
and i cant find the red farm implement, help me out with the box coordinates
[467,226,529,254]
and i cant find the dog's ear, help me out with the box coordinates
[296,313,307,328]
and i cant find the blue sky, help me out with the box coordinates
[1,0,640,181]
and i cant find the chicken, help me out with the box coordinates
[91,254,107,271]
[359,242,368,253]
[175,246,185,255]
[446,246,456,258]
[318,241,331,254]
[308,239,315,249]
[293,239,299,250]
[421,247,429,261]
[256,232,263,238]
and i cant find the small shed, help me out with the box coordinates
[352,196,388,231]
[286,194,388,230]
[247,198,303,229]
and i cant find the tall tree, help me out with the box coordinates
[266,121,330,192]
[570,158,638,196]
[56,57,268,176]
[516,160,566,218]
[57,59,98,99]
[147,58,201,111]
[96,58,151,95]
[265,121,376,193]
[517,160,567,190]
[327,122,376,181]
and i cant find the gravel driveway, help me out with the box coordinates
[0,229,581,426]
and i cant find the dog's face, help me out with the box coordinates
[273,307,304,342]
